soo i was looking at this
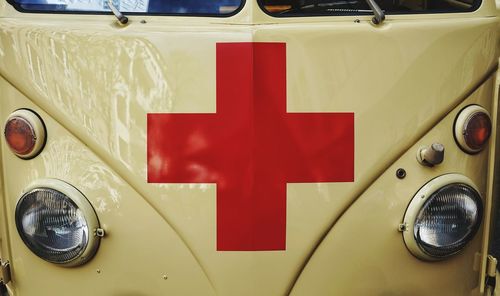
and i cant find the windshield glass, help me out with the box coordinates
[260,0,480,16]
[11,0,242,15]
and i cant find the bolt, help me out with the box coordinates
[95,228,105,237]
[354,19,360,23]
[140,20,147,24]
[396,168,406,179]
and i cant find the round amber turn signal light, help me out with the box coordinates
[4,109,46,159]
[454,105,491,154]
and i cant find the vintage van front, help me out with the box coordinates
[0,0,499,294]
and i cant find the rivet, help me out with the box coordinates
[163,275,168,280]
[97,269,101,274]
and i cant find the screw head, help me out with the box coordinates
[396,168,406,179]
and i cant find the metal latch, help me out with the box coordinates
[485,255,497,295]
[0,260,11,285]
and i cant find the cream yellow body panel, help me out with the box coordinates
[292,75,494,296]
[0,0,499,294]
[0,77,216,295]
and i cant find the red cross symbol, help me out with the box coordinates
[148,43,354,251]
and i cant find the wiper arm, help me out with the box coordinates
[107,0,128,25]
[364,0,385,24]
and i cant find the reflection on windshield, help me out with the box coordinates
[262,0,478,15]
[14,0,241,14]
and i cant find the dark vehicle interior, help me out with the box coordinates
[260,0,477,15]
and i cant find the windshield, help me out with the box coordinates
[11,0,242,15]
[260,0,480,16]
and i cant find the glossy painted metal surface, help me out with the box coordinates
[0,80,216,295]
[0,0,498,294]
[148,42,354,251]
[291,76,495,295]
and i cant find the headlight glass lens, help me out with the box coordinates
[16,188,89,264]
[414,183,482,258]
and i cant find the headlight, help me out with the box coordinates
[15,179,101,266]
[402,174,483,260]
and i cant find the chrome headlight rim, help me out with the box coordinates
[402,174,483,261]
[15,179,101,267]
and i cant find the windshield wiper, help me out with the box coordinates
[107,0,128,25]
[364,0,385,24]
[277,0,385,24]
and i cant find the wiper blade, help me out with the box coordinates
[326,8,373,12]
[277,0,385,23]
[364,0,385,24]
